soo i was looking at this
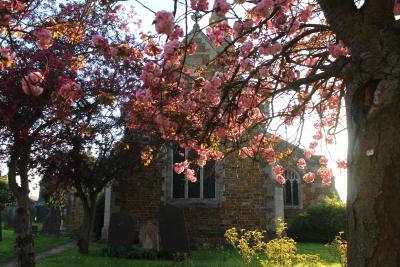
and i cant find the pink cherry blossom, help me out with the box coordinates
[239,41,253,57]
[169,26,184,41]
[297,158,306,169]
[21,72,44,96]
[92,34,108,49]
[34,29,52,49]
[317,166,333,185]
[303,172,315,183]
[304,149,314,158]
[155,11,174,35]
[319,156,328,165]
[253,0,274,18]
[336,159,347,169]
[275,174,286,184]
[173,160,190,174]
[309,141,318,149]
[272,164,284,175]
[184,168,197,182]
[299,6,313,22]
[328,40,349,58]
[264,147,276,164]
[190,0,209,11]
[214,0,230,17]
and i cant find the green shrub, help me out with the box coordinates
[327,232,347,267]
[225,219,324,266]
[287,195,346,243]
[92,192,105,241]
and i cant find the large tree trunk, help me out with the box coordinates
[78,197,96,254]
[15,199,35,267]
[8,144,35,267]
[347,78,400,266]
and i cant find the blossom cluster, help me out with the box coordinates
[21,72,45,96]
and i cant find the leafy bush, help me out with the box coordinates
[225,227,267,264]
[260,219,296,266]
[225,219,324,266]
[287,195,346,243]
[327,232,347,267]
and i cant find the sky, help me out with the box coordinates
[2,0,348,202]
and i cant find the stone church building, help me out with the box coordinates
[97,18,335,245]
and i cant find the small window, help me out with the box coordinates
[172,146,216,200]
[283,170,300,207]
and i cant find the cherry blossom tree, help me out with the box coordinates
[129,0,400,265]
[0,1,142,265]
[39,45,141,253]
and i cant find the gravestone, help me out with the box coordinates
[139,221,159,250]
[108,212,137,248]
[3,206,17,229]
[35,205,50,223]
[157,204,190,253]
[42,208,61,235]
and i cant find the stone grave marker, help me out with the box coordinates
[42,208,61,235]
[35,205,50,223]
[139,221,159,250]
[108,212,137,248]
[3,206,16,229]
[157,204,190,253]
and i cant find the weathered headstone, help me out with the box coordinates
[42,208,61,235]
[139,221,159,250]
[157,204,190,253]
[35,205,50,223]
[108,212,137,248]
[3,206,17,229]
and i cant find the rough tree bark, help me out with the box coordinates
[347,76,400,266]
[78,194,97,254]
[318,0,400,265]
[8,144,35,267]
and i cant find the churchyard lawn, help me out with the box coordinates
[0,228,71,263]
[37,243,340,267]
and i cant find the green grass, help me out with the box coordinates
[0,227,71,263]
[37,243,341,267]
[297,243,338,264]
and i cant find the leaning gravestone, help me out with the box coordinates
[157,204,190,253]
[108,212,137,248]
[139,221,159,250]
[42,208,61,236]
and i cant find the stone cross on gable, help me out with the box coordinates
[191,12,202,31]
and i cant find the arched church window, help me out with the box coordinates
[172,146,216,200]
[283,170,300,207]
